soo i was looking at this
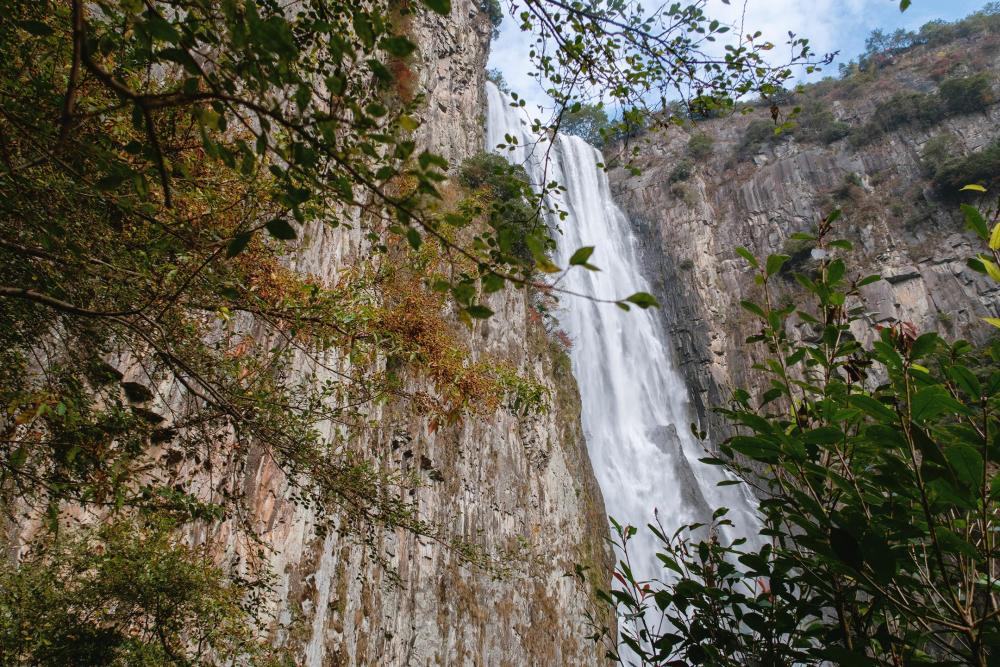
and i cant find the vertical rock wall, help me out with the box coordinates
[229,2,613,664]
[608,39,1000,443]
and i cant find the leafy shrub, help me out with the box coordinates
[920,131,957,177]
[796,101,852,144]
[668,159,694,183]
[686,132,715,160]
[933,138,1000,194]
[458,153,550,265]
[938,73,995,114]
[596,206,1000,666]
[853,75,995,149]
[481,0,503,37]
[738,119,788,159]
[851,91,944,146]
[872,91,944,131]
[0,517,284,666]
[486,67,510,94]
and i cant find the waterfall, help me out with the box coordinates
[484,83,760,579]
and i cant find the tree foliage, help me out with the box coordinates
[0,0,833,658]
[0,516,286,665]
[596,197,1000,666]
[559,104,611,147]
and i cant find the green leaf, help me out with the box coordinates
[827,258,846,284]
[948,365,982,398]
[830,527,863,571]
[804,426,843,445]
[962,204,989,240]
[946,445,984,490]
[735,246,759,269]
[765,254,789,276]
[406,227,422,250]
[910,332,939,359]
[466,305,494,319]
[10,446,27,469]
[421,0,451,15]
[849,395,896,422]
[625,292,659,309]
[569,246,595,266]
[740,300,766,319]
[381,35,417,57]
[857,274,881,287]
[961,183,987,192]
[226,232,253,258]
[418,151,449,171]
[482,273,504,293]
[938,527,979,560]
[265,218,296,240]
[95,171,127,190]
[911,385,964,422]
[18,20,53,36]
[399,115,420,132]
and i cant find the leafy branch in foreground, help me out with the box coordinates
[595,196,1000,666]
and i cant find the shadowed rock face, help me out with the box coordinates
[609,37,1000,445]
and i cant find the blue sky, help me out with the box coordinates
[488,0,988,113]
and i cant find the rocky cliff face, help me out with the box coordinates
[94,2,611,665]
[609,34,1000,443]
[266,4,612,664]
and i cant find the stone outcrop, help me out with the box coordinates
[609,38,1000,443]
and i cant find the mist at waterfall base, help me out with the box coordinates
[484,82,762,582]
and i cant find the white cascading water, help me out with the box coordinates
[485,82,761,579]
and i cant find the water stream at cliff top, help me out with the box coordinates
[484,82,761,580]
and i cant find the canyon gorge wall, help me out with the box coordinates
[610,30,1000,444]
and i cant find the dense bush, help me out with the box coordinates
[851,91,944,147]
[486,67,511,94]
[920,132,957,177]
[0,517,283,665]
[933,138,1000,194]
[686,132,715,159]
[668,159,695,183]
[738,119,788,159]
[458,153,551,265]
[872,91,944,131]
[481,0,503,36]
[848,5,1000,74]
[796,101,852,144]
[938,73,996,114]
[853,74,995,149]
